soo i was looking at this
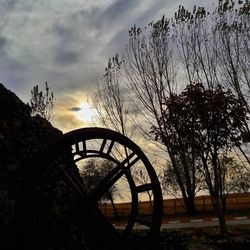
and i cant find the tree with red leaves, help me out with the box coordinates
[153,83,247,235]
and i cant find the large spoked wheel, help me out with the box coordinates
[18,128,163,250]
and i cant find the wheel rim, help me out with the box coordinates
[19,127,163,249]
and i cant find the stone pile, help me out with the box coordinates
[0,83,63,248]
[0,83,62,168]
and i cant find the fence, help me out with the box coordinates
[163,192,250,215]
[98,192,250,218]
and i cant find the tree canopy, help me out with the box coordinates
[94,0,250,235]
[29,82,55,121]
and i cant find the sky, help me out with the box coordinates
[0,0,215,132]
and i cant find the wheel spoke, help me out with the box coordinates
[19,128,163,250]
[89,152,139,202]
[106,140,115,155]
[99,139,107,153]
[135,183,153,193]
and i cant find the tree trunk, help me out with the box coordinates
[218,213,228,237]
[213,196,228,237]
[182,194,198,216]
[185,196,199,216]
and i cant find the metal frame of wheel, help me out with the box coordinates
[18,127,163,250]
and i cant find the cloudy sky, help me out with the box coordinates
[1,0,215,132]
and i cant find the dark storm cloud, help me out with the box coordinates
[0,0,18,13]
[69,107,81,112]
[0,0,208,131]
[54,50,79,65]
[97,0,139,24]
[53,24,75,45]
[0,36,7,53]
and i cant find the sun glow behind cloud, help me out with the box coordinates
[76,102,98,123]
[51,92,99,133]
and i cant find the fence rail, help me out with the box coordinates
[98,193,250,218]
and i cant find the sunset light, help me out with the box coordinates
[1,1,249,248]
[77,102,97,123]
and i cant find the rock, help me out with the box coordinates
[217,239,228,245]
[0,83,71,249]
[192,235,200,241]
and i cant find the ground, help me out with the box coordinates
[159,224,250,249]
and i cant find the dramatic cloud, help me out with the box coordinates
[54,50,80,65]
[69,107,81,112]
[0,36,7,52]
[0,0,216,132]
